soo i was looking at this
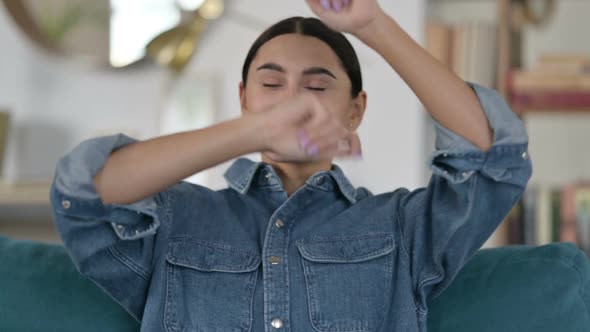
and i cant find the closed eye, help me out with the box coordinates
[263,84,282,88]
[306,87,326,91]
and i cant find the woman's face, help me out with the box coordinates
[240,33,366,129]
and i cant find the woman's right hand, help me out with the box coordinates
[253,94,362,162]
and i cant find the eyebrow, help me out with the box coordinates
[256,63,337,79]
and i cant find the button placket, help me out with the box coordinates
[262,206,293,331]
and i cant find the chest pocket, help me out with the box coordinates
[296,233,395,332]
[164,238,261,332]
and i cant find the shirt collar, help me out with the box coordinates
[223,158,357,204]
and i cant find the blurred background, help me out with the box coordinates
[0,0,588,254]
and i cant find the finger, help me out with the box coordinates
[314,132,357,160]
[331,0,343,12]
[306,0,329,13]
[302,134,344,160]
[335,132,362,159]
[286,94,321,125]
[337,139,351,153]
[319,139,350,159]
[301,114,346,144]
[291,97,326,149]
[300,96,331,129]
[307,0,349,14]
[301,124,348,156]
[348,132,362,156]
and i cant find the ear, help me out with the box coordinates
[239,82,248,115]
[349,91,367,131]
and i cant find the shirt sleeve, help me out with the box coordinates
[395,82,532,315]
[50,133,172,321]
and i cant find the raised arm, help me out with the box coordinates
[306,0,494,151]
[92,93,359,205]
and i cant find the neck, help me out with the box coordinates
[261,154,332,196]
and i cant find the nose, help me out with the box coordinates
[284,84,304,99]
[269,79,313,106]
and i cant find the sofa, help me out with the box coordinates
[0,235,588,332]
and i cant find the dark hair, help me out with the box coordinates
[241,17,363,97]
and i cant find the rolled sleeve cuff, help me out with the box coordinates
[51,133,160,240]
[429,144,530,185]
[51,184,160,240]
[429,82,530,184]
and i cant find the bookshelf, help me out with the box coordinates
[0,181,50,205]
[425,0,590,252]
[0,181,58,243]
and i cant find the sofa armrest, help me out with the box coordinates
[428,242,590,332]
[0,235,139,332]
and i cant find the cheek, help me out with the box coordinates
[320,93,353,123]
[244,86,282,113]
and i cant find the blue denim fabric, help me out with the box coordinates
[51,82,532,332]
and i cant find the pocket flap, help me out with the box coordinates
[296,233,395,263]
[166,238,261,273]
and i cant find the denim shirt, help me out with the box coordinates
[50,83,532,332]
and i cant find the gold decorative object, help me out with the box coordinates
[146,0,224,73]
[1,0,225,72]
[520,0,556,26]
[1,0,268,74]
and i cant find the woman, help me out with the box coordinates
[51,0,532,331]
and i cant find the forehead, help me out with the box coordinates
[250,34,344,73]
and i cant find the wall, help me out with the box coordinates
[0,7,169,182]
[0,0,428,195]
[522,0,590,69]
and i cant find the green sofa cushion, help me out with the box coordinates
[428,242,590,332]
[1,236,588,332]
[0,235,139,332]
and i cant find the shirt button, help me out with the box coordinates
[275,219,285,228]
[269,256,281,265]
[265,173,272,179]
[522,151,528,159]
[116,224,125,231]
[315,177,324,185]
[61,200,71,209]
[271,318,283,329]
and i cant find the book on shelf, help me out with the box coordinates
[509,90,590,110]
[512,182,590,255]
[425,20,497,89]
[536,54,590,74]
[425,21,452,67]
[509,70,590,92]
[507,53,590,111]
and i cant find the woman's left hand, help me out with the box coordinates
[305,0,384,36]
